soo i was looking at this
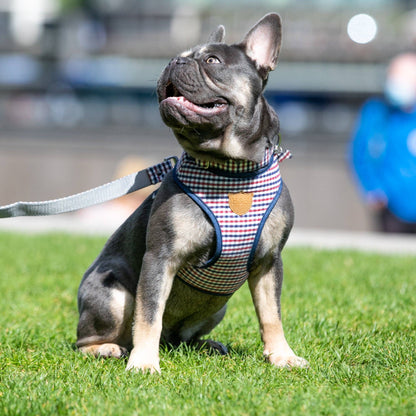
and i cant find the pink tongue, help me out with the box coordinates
[172,96,203,111]
[166,95,226,115]
[174,96,191,104]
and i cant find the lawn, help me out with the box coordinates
[0,232,415,415]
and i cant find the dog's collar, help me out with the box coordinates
[187,145,291,177]
[190,146,276,175]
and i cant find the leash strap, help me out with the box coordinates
[0,157,177,218]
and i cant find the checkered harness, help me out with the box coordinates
[173,147,291,296]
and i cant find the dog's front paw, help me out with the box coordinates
[126,347,161,374]
[266,353,309,369]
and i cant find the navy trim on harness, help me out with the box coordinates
[247,177,283,270]
[172,166,223,268]
[173,150,287,296]
[173,153,279,270]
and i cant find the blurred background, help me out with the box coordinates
[1,0,416,231]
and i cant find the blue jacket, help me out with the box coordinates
[350,98,416,222]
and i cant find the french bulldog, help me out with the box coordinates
[76,12,308,373]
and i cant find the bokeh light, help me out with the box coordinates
[347,14,378,44]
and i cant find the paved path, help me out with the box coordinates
[288,228,416,255]
[1,214,416,255]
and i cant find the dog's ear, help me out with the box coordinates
[208,25,225,43]
[238,13,282,79]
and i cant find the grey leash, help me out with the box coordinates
[0,157,177,218]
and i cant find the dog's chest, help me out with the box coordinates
[172,149,286,295]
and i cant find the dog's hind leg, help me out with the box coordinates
[76,268,135,359]
[78,343,129,358]
[177,305,229,355]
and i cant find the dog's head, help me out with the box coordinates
[157,13,282,164]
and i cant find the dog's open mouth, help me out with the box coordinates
[162,82,228,116]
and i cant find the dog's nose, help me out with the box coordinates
[172,56,190,65]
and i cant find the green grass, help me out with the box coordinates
[0,232,415,415]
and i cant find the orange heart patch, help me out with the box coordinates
[228,192,254,216]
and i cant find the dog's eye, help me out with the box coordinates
[205,56,221,64]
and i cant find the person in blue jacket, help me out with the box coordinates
[350,53,416,233]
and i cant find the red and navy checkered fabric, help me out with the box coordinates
[146,158,177,184]
[173,147,291,296]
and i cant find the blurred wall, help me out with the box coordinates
[1,0,416,231]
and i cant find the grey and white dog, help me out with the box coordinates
[76,13,308,373]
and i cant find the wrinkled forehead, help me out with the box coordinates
[179,43,246,62]
[179,45,209,58]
